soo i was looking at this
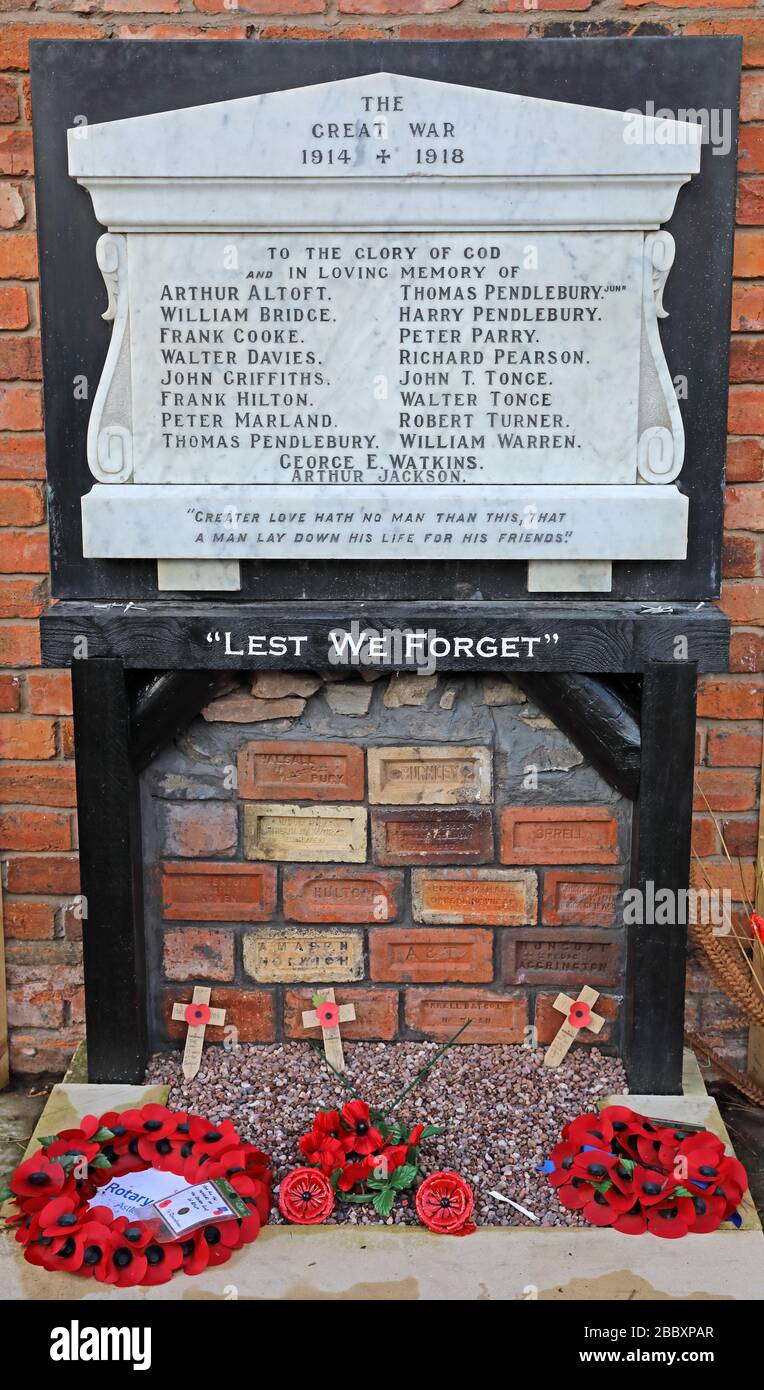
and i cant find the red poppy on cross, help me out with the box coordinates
[171,986,226,1080]
[301,988,356,1072]
[543,985,606,1068]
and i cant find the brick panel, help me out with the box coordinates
[161,861,277,922]
[542,869,622,926]
[501,928,623,987]
[369,927,493,983]
[371,806,493,865]
[500,807,619,864]
[238,739,365,800]
[412,867,538,925]
[283,866,403,922]
[405,988,528,1043]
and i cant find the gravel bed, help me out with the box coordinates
[145,1042,628,1227]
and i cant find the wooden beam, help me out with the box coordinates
[516,673,641,798]
[72,657,148,1083]
[40,600,730,674]
[624,662,698,1094]
[130,670,224,772]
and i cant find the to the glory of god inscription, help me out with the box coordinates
[68,72,701,593]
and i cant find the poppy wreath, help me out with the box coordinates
[2,1103,272,1285]
[293,1099,443,1221]
[545,1105,748,1238]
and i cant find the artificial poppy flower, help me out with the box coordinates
[408,1124,425,1148]
[707,1157,749,1218]
[645,1194,696,1239]
[613,1206,648,1236]
[568,1001,592,1029]
[112,1216,154,1251]
[187,1115,240,1153]
[556,1177,595,1211]
[227,1172,272,1225]
[79,1222,117,1281]
[148,1138,189,1172]
[312,1109,344,1142]
[37,1194,83,1238]
[200,1219,245,1267]
[673,1132,727,1184]
[340,1100,384,1156]
[547,1140,580,1188]
[582,1182,636,1226]
[184,1001,211,1027]
[337,1158,374,1192]
[299,1130,347,1176]
[415,1171,475,1235]
[45,1136,101,1169]
[315,1001,340,1028]
[569,1151,621,1185]
[563,1113,614,1150]
[686,1190,727,1234]
[278,1167,335,1225]
[119,1103,178,1143]
[141,1240,184,1286]
[103,1240,149,1287]
[632,1165,671,1207]
[750,912,764,942]
[9,1153,66,1204]
[375,1144,409,1179]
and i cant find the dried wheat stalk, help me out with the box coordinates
[685,1029,764,1109]
[689,919,764,1029]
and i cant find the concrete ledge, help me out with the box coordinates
[2,1068,762,1301]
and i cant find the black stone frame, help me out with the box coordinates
[32,36,740,604]
[31,38,738,1093]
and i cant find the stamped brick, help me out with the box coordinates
[283,866,402,923]
[238,740,364,801]
[243,803,367,862]
[501,928,623,987]
[163,928,234,982]
[369,927,493,983]
[162,802,237,858]
[368,745,491,805]
[284,987,398,1040]
[542,869,622,926]
[161,862,277,922]
[535,991,620,1045]
[500,807,619,865]
[405,988,528,1043]
[164,987,274,1042]
[244,926,364,983]
[371,806,492,865]
[412,868,537,926]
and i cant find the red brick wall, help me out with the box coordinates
[149,691,628,1049]
[1,10,761,1076]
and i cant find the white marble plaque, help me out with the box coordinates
[127,231,643,488]
[69,72,701,590]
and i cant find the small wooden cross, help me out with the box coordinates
[171,986,226,1081]
[301,988,356,1073]
[543,985,605,1068]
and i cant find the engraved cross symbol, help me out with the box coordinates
[376,148,390,164]
[301,987,356,1073]
[171,986,226,1081]
[542,985,605,1068]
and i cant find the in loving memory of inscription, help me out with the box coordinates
[69,73,701,590]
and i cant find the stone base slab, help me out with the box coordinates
[2,1064,761,1301]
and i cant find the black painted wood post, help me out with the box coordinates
[72,657,148,1082]
[624,661,698,1094]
